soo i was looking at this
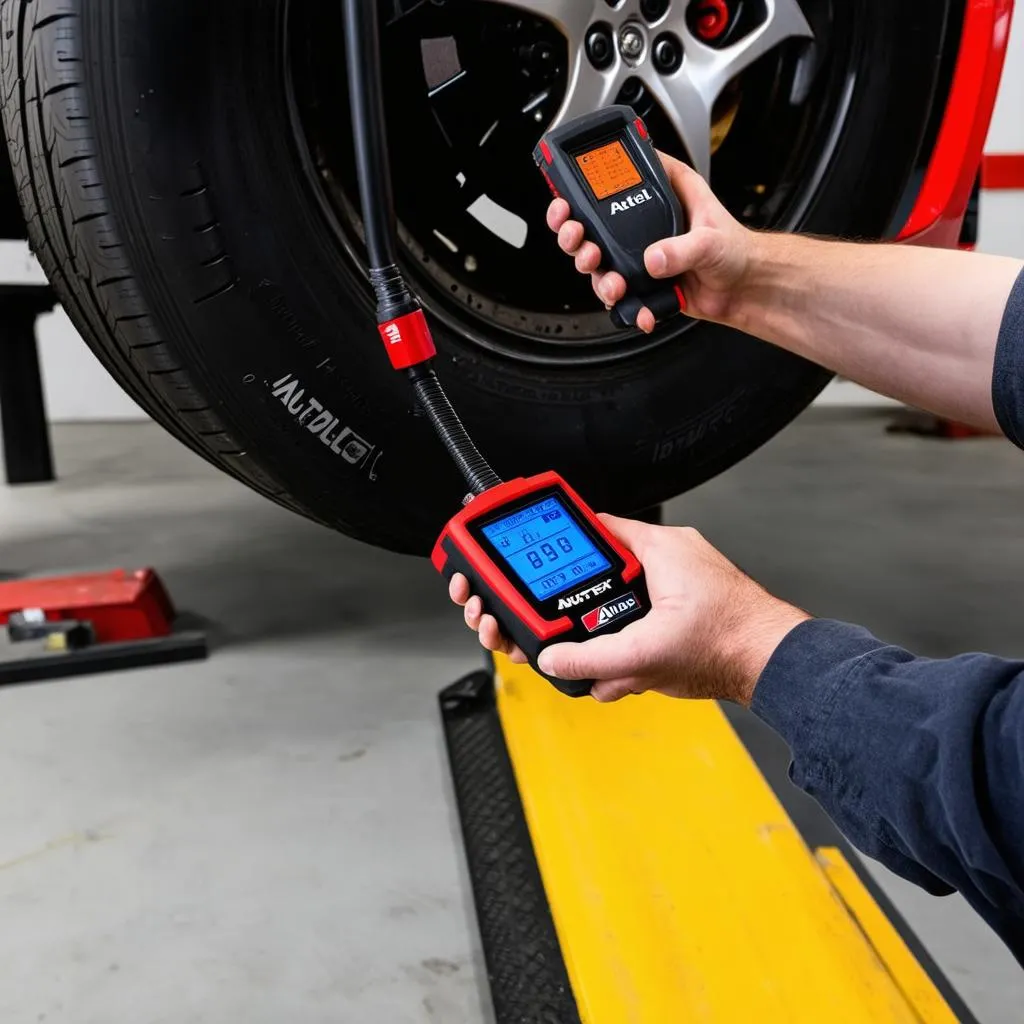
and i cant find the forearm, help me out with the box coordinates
[731,234,1023,430]
[754,619,1024,948]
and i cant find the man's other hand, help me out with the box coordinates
[547,152,755,333]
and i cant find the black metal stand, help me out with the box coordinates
[0,159,206,687]
[0,631,209,688]
[0,283,57,484]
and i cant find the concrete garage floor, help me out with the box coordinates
[1,410,1023,1023]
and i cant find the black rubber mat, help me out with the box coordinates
[440,670,580,1024]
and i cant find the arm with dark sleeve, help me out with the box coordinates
[753,620,1024,953]
[751,272,1024,954]
[992,266,1024,448]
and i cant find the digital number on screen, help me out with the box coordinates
[575,140,643,200]
[482,497,612,601]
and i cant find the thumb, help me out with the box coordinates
[645,226,713,279]
[538,625,646,682]
[597,512,654,559]
[660,153,713,209]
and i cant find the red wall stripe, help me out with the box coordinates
[982,154,1024,190]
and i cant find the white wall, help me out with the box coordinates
[987,6,1024,156]
[0,240,141,422]
[978,2,1024,257]
[3,9,1024,422]
[36,307,143,421]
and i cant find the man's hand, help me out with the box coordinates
[553,147,1023,429]
[448,514,809,705]
[547,152,755,333]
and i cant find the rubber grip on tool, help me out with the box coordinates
[611,286,683,330]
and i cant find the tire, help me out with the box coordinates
[1,0,960,554]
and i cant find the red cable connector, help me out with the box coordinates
[377,308,437,370]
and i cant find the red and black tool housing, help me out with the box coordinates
[534,104,687,329]
[433,472,650,697]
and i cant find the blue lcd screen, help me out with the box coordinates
[481,496,612,601]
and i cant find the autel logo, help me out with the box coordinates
[610,188,652,215]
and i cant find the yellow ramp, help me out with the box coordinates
[495,655,960,1023]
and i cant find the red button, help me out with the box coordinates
[541,168,561,200]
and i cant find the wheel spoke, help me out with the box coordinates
[490,0,620,132]
[643,71,714,179]
[549,57,628,131]
[491,0,813,180]
[646,0,813,177]
[489,0,595,44]
[677,0,814,108]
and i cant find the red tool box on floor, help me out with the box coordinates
[0,569,207,686]
[0,569,175,642]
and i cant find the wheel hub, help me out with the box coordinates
[618,22,648,65]
[291,0,846,361]
[500,0,815,179]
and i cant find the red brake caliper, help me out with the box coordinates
[692,0,731,42]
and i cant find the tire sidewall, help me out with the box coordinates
[81,0,951,551]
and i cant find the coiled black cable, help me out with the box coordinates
[407,366,503,495]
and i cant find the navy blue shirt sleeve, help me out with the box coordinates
[753,621,1024,958]
[992,267,1024,448]
[751,269,1024,961]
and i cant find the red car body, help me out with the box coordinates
[901,0,1015,248]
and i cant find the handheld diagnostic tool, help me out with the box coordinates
[432,472,651,697]
[534,105,687,330]
[345,0,651,697]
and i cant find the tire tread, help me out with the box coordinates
[0,0,292,505]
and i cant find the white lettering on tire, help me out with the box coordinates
[270,374,381,477]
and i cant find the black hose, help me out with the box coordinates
[408,367,503,496]
[343,0,398,272]
[343,0,502,497]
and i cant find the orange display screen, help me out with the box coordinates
[575,141,643,200]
